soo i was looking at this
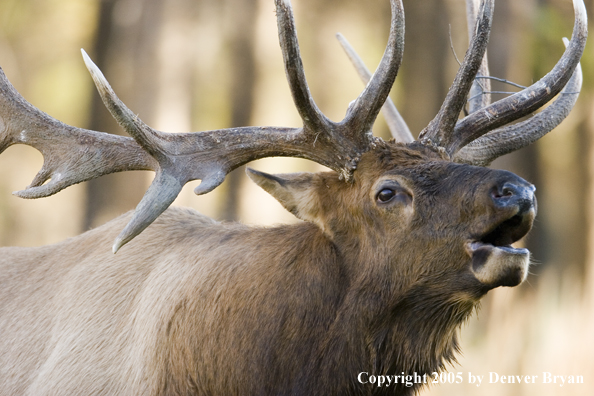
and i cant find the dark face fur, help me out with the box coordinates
[249,140,536,305]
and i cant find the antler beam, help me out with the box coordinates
[0,69,157,199]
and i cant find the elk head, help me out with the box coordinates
[0,0,586,293]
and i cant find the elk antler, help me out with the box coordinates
[447,0,587,158]
[0,0,405,252]
[339,0,586,165]
[454,39,583,166]
[0,70,158,199]
[419,0,587,157]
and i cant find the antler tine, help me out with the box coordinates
[83,51,195,252]
[454,38,582,166]
[82,51,166,162]
[449,0,587,157]
[0,68,156,199]
[466,0,491,114]
[336,33,413,143]
[275,0,329,132]
[342,0,405,137]
[419,0,494,148]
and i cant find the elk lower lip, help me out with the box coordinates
[468,241,530,288]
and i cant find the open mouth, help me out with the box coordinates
[472,212,531,254]
[468,209,535,287]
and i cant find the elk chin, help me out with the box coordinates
[468,241,530,288]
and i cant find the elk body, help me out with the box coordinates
[0,0,587,395]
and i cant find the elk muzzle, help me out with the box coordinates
[468,175,536,288]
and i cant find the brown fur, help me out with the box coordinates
[0,142,535,395]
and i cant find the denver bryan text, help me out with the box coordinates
[470,372,585,387]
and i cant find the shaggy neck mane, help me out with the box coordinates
[299,227,478,395]
[378,283,477,375]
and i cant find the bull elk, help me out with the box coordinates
[0,0,587,395]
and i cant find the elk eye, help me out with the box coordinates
[375,183,412,206]
[377,188,396,203]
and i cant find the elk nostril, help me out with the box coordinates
[494,183,524,198]
[491,184,516,200]
[491,182,536,212]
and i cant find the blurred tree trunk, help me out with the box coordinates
[219,0,259,221]
[84,0,164,230]
[399,0,450,136]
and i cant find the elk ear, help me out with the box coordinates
[246,168,321,224]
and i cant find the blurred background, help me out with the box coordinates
[0,0,592,394]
